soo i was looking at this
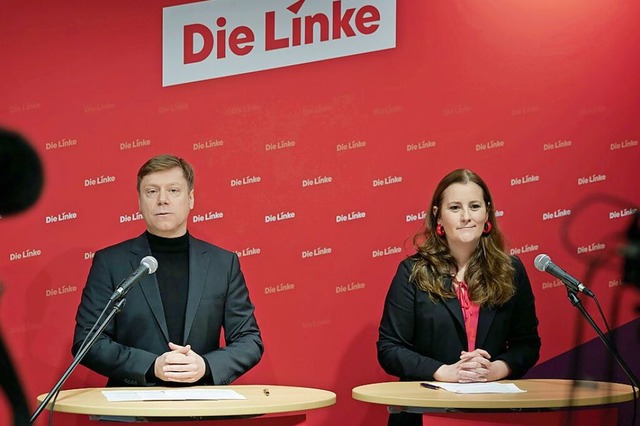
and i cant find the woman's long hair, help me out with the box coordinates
[410,169,515,307]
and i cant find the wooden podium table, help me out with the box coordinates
[37,385,336,424]
[352,379,636,426]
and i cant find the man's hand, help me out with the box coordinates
[154,342,206,383]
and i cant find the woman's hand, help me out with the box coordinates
[433,349,510,382]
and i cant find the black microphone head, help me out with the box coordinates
[534,253,551,272]
[141,256,158,274]
[0,128,44,216]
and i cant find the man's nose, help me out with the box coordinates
[156,189,169,204]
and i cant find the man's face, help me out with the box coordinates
[138,167,194,238]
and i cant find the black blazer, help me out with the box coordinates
[73,233,263,386]
[377,255,540,382]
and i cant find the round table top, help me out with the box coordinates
[352,379,636,410]
[37,385,336,418]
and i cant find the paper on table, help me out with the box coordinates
[425,382,526,394]
[102,389,247,402]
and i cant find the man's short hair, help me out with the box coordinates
[137,154,195,192]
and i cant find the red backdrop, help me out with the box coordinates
[1,1,639,425]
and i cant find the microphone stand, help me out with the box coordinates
[565,290,640,390]
[29,298,127,424]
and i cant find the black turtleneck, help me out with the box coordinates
[146,231,189,345]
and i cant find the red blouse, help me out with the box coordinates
[455,280,480,351]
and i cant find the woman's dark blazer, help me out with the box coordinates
[377,255,541,382]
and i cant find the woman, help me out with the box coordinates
[377,169,541,426]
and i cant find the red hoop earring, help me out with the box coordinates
[436,224,445,237]
[483,221,492,234]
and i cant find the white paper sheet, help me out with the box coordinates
[102,389,247,402]
[423,382,526,394]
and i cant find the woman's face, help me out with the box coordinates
[435,182,489,248]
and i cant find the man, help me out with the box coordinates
[72,154,263,386]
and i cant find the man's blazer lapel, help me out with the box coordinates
[131,234,171,343]
[183,236,209,343]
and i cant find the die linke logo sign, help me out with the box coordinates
[162,0,396,86]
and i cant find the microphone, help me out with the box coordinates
[534,254,595,297]
[0,128,44,216]
[109,256,158,302]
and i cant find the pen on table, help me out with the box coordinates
[420,382,442,390]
